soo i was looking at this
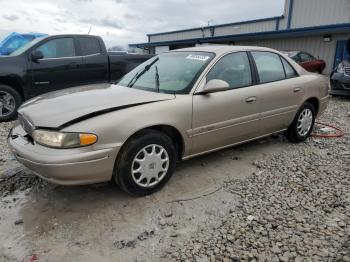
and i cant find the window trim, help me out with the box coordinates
[204,51,255,91]
[249,50,299,85]
[37,53,100,61]
[34,37,77,60]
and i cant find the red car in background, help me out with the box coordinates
[282,51,326,74]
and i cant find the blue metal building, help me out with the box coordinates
[130,0,350,74]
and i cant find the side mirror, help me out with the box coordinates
[31,50,44,62]
[198,79,230,94]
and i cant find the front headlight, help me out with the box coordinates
[33,129,97,148]
[337,63,344,74]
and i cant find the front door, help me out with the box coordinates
[29,37,83,97]
[191,52,261,155]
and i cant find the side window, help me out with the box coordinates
[207,52,252,89]
[291,54,301,63]
[299,52,313,62]
[36,38,75,59]
[251,51,285,84]
[79,37,101,56]
[281,57,298,78]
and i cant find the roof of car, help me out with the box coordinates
[281,51,299,55]
[174,45,277,55]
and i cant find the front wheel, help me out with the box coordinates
[285,102,316,143]
[114,130,177,196]
[0,85,22,122]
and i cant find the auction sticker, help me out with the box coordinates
[186,54,210,61]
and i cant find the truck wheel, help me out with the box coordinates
[0,85,22,122]
[285,102,316,143]
[114,130,177,196]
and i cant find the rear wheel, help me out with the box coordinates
[285,102,316,143]
[0,85,22,122]
[114,130,177,196]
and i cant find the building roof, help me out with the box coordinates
[146,16,284,37]
[130,23,350,48]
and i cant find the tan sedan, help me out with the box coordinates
[8,46,329,196]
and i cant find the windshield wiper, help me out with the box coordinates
[155,65,160,93]
[127,57,159,88]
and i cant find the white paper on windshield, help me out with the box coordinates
[186,54,210,61]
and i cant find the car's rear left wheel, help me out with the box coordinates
[285,102,316,143]
[114,130,176,196]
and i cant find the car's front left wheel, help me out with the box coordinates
[114,130,177,196]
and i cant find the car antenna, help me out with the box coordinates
[88,26,92,35]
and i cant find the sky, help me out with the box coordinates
[0,0,285,49]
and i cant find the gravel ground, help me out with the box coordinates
[164,97,350,261]
[0,120,47,198]
[0,97,349,262]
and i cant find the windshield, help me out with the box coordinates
[118,51,215,94]
[9,37,46,56]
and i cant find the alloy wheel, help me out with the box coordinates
[0,91,16,118]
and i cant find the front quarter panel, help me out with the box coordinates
[62,95,193,157]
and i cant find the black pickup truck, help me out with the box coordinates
[0,34,153,121]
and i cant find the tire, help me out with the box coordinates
[114,130,177,196]
[285,102,316,143]
[0,84,22,122]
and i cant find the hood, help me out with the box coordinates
[19,83,175,129]
[0,55,17,62]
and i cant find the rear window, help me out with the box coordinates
[79,37,101,56]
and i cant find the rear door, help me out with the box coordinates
[29,37,83,96]
[250,51,302,134]
[77,36,109,84]
[191,52,262,155]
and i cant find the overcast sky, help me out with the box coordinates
[0,0,285,49]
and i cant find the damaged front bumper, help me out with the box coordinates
[7,125,118,185]
[330,72,350,96]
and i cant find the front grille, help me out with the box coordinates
[342,83,350,90]
[18,114,34,135]
[345,67,350,76]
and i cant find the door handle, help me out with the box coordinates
[68,62,78,69]
[293,87,302,93]
[245,96,257,103]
